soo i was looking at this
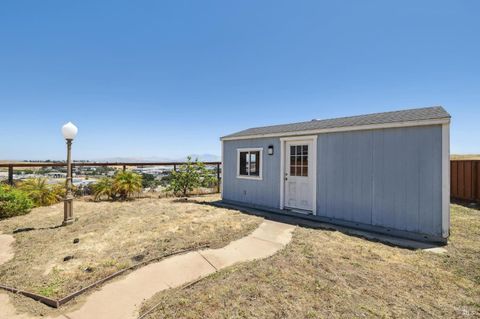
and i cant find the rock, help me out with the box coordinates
[73,238,80,244]
[424,247,448,254]
[132,254,145,262]
[63,255,74,262]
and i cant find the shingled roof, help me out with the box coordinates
[222,106,450,140]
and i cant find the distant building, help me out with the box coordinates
[46,172,67,179]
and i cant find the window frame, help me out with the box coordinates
[236,148,263,180]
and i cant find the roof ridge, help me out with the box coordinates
[245,106,446,131]
[222,106,450,139]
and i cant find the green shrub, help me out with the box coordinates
[17,178,62,207]
[0,184,33,219]
[113,171,143,200]
[93,171,143,201]
[93,177,116,201]
[167,157,215,197]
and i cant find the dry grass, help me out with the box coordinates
[0,195,261,303]
[140,204,480,318]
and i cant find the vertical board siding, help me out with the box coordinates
[459,162,465,198]
[451,161,458,197]
[317,136,328,216]
[477,163,480,201]
[477,163,480,200]
[451,160,480,202]
[317,125,443,237]
[222,138,281,208]
[223,125,444,238]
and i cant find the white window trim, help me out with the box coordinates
[236,148,263,180]
[279,135,317,215]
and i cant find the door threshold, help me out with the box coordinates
[284,207,313,215]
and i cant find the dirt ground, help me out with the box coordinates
[140,203,480,319]
[0,194,261,314]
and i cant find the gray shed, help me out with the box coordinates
[220,106,451,243]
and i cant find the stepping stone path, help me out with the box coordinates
[0,220,295,319]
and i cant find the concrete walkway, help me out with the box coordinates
[0,220,295,319]
[0,233,15,266]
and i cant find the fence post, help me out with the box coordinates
[216,163,220,193]
[8,165,13,185]
[122,165,126,172]
[173,164,176,172]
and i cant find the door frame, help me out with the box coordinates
[279,135,317,215]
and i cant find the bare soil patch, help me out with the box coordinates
[0,195,261,315]
[140,204,480,318]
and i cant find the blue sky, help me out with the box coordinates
[0,1,479,160]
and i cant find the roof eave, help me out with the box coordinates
[220,117,450,141]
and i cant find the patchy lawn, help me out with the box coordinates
[0,195,261,308]
[140,204,480,318]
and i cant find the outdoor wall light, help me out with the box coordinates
[268,145,274,155]
[61,122,78,226]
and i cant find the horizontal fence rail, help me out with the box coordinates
[451,160,480,203]
[0,161,222,193]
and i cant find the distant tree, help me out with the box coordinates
[38,167,53,175]
[14,169,34,175]
[167,157,215,197]
[159,173,173,187]
[141,174,160,190]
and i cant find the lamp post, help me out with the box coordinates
[61,122,78,225]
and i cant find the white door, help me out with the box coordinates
[284,141,314,212]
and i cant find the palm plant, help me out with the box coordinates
[92,177,115,201]
[18,178,60,207]
[113,171,142,200]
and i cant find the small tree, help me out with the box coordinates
[167,157,215,197]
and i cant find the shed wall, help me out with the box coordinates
[222,125,444,238]
[317,125,443,237]
[222,137,281,208]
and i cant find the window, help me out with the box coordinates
[289,145,308,177]
[237,148,262,180]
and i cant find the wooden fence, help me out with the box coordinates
[451,160,480,203]
[0,161,222,193]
